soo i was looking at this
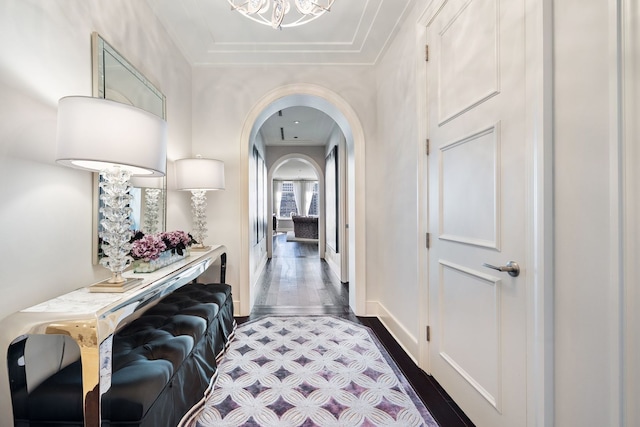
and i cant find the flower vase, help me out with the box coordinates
[132,248,190,273]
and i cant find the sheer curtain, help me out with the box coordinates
[292,181,303,216]
[303,181,315,216]
[274,181,283,217]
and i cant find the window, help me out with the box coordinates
[308,182,319,216]
[278,181,319,217]
[279,182,297,217]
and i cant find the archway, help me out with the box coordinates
[268,154,325,260]
[239,83,366,316]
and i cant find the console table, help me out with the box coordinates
[0,245,226,427]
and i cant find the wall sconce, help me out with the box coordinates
[56,96,167,290]
[175,156,225,250]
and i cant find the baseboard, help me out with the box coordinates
[365,300,380,316]
[326,255,341,281]
[250,252,268,293]
[255,253,268,279]
[245,253,268,317]
[365,300,420,365]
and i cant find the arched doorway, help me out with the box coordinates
[268,154,325,260]
[238,83,366,316]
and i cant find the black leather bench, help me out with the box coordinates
[9,283,235,427]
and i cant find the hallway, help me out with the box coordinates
[252,233,351,316]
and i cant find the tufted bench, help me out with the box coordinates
[9,283,235,427]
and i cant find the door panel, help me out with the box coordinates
[427,0,527,425]
[438,0,499,124]
[440,125,500,248]
[439,261,502,410]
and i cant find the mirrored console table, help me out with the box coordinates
[0,245,226,427]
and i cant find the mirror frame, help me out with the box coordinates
[91,32,167,264]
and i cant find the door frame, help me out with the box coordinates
[416,0,554,425]
[620,0,638,424]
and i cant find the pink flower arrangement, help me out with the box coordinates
[160,230,192,254]
[130,230,195,261]
[131,233,167,261]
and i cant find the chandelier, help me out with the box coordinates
[227,0,335,29]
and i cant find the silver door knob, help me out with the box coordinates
[483,261,520,277]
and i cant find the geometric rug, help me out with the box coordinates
[180,316,439,427]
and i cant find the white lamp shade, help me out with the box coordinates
[129,176,165,189]
[56,96,167,176]
[175,158,225,191]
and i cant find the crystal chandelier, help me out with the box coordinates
[228,0,335,29]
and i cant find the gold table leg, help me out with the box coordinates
[46,321,103,427]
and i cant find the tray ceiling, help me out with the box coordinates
[146,0,416,65]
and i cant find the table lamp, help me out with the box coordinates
[56,96,167,289]
[129,176,165,234]
[175,156,225,250]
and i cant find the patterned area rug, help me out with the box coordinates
[181,316,439,427]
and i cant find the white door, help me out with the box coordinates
[426,0,528,425]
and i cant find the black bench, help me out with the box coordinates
[9,283,235,427]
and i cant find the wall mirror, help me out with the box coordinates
[91,32,167,264]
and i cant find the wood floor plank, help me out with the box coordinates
[252,234,349,314]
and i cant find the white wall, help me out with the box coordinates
[0,1,192,423]
[554,0,623,425]
[371,3,424,359]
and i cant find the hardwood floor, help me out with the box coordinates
[252,233,351,316]
[248,233,474,427]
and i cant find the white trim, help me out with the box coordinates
[233,300,241,317]
[416,3,431,374]
[368,300,420,365]
[251,251,269,295]
[238,83,367,316]
[524,0,555,425]
[608,0,626,425]
[325,248,342,283]
[621,1,638,425]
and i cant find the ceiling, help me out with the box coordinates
[260,106,336,146]
[145,1,416,170]
[145,0,416,66]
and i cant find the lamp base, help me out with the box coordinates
[89,277,143,293]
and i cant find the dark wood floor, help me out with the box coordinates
[252,233,351,316]
[247,233,474,427]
